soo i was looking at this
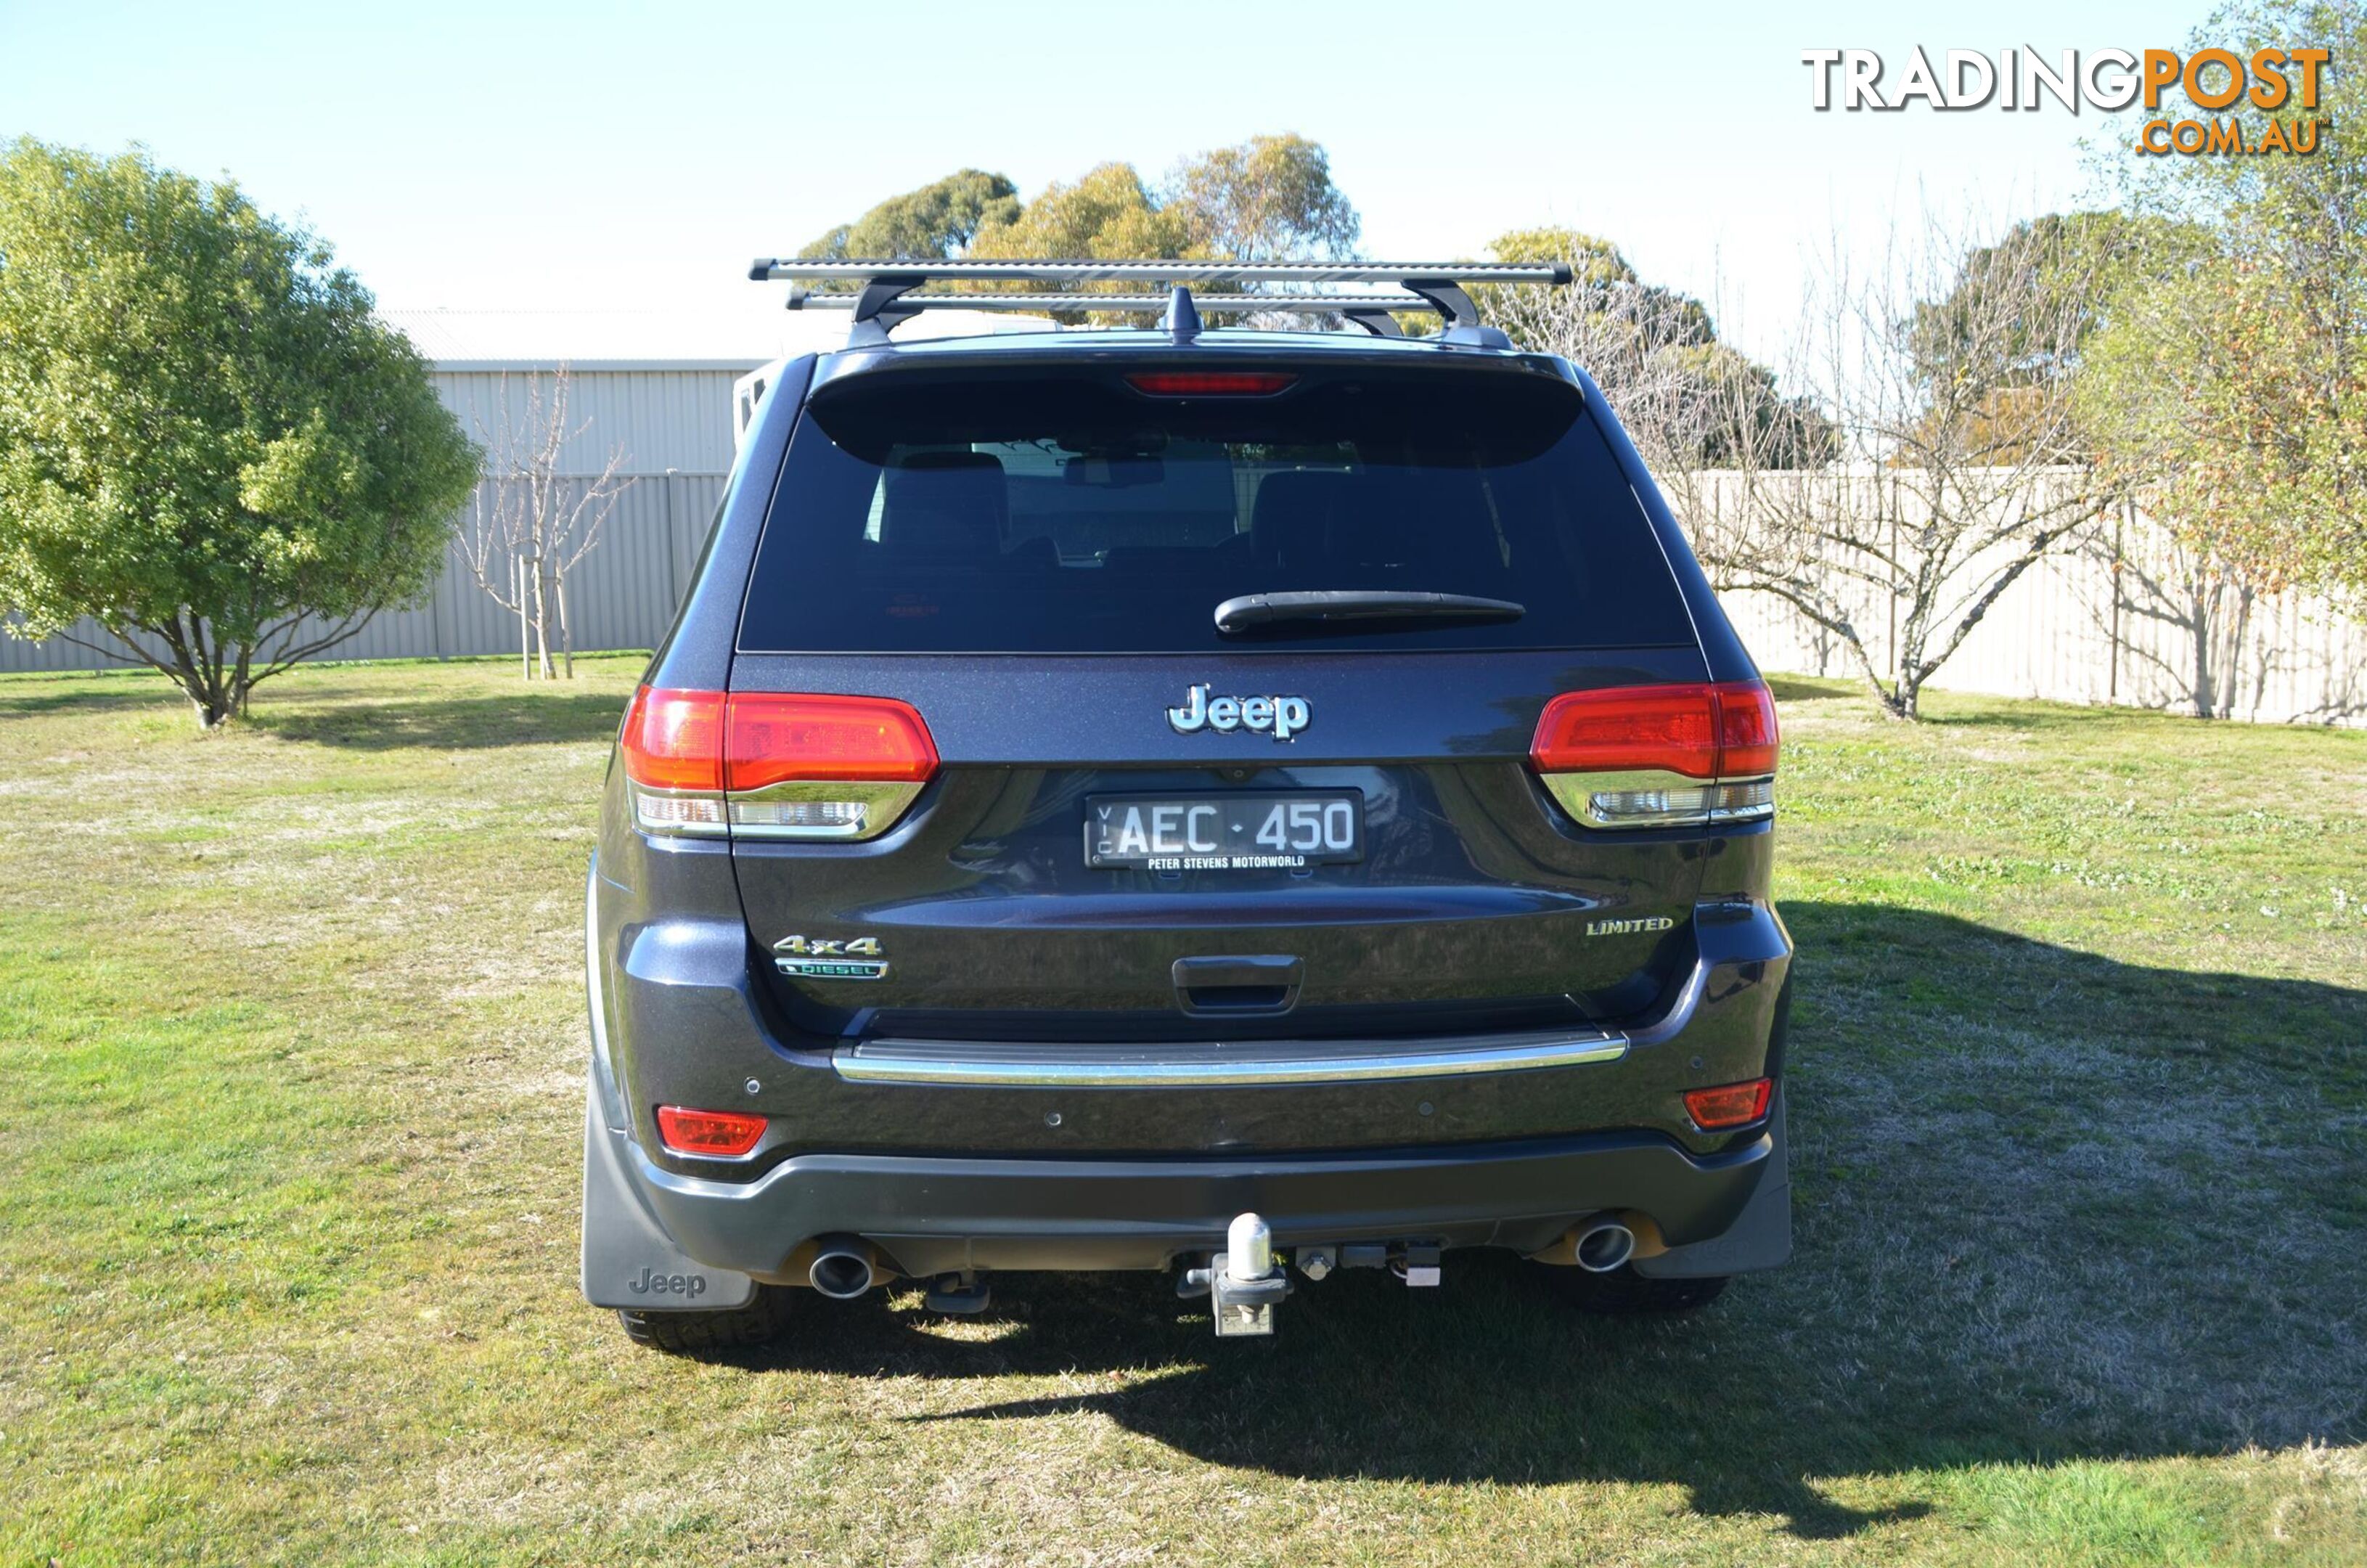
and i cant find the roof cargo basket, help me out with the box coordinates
[746,259,1572,347]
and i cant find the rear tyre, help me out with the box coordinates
[1537,1263,1729,1315]
[617,1283,796,1352]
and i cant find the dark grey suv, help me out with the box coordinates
[581,261,1792,1349]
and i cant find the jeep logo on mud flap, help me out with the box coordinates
[1167,684,1311,741]
[627,1267,707,1298]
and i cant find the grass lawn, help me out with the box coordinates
[1,656,2362,1566]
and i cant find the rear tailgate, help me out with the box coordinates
[727,647,1708,1038]
[719,351,1725,1148]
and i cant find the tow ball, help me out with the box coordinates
[1180,1219,1444,1336]
[1203,1213,1290,1336]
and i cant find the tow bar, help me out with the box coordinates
[1209,1212,1288,1336]
[1181,1217,1444,1336]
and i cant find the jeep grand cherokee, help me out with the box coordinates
[581,261,1792,1349]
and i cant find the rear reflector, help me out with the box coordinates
[655,1105,767,1158]
[1530,679,1778,830]
[1125,371,1298,396]
[1683,1078,1773,1130]
[619,686,938,841]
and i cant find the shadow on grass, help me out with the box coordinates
[253,689,631,750]
[1,666,637,749]
[678,903,2366,1538]
[0,673,187,719]
[1762,674,1859,704]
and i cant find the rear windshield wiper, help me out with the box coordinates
[1214,590,1526,635]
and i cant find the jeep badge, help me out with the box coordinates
[1167,684,1310,741]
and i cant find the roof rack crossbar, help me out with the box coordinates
[785,290,1447,314]
[753,258,1567,346]
[750,258,1573,286]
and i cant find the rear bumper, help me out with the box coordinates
[585,1050,1788,1303]
[627,1115,1775,1283]
[596,878,1794,1166]
[579,862,1796,1305]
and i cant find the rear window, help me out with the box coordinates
[737,364,1696,654]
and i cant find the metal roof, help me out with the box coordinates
[379,305,1026,371]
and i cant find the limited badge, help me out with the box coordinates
[1585,916,1677,937]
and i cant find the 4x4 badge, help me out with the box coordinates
[774,934,888,981]
[1167,684,1311,741]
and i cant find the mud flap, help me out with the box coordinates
[580,857,756,1311]
[580,1082,759,1310]
[1633,1088,1792,1278]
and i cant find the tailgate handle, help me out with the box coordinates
[1172,955,1303,1017]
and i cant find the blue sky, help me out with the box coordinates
[3,0,2186,364]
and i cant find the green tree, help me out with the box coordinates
[2088,0,2367,599]
[807,136,1362,318]
[1164,133,1360,262]
[1904,211,2169,465]
[968,162,1194,261]
[798,168,1022,263]
[0,140,480,726]
[964,163,1199,323]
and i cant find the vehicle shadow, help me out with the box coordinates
[705,903,2367,1537]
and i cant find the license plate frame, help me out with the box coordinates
[1084,790,1365,872]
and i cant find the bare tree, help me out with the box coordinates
[1480,245,1831,488]
[1693,211,2122,719]
[457,366,633,678]
[2087,514,2273,722]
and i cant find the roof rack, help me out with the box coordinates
[746,259,1571,346]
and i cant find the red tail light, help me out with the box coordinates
[1532,680,1778,779]
[1125,371,1298,396]
[1714,681,1781,777]
[620,687,726,791]
[618,685,937,841]
[655,1105,767,1158]
[724,693,936,789]
[1532,685,1721,778]
[1529,679,1778,830]
[1683,1078,1773,1130]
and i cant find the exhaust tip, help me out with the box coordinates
[808,1236,875,1299]
[1574,1220,1636,1273]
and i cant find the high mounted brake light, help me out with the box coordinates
[1125,371,1298,396]
[1529,680,1778,830]
[620,685,938,841]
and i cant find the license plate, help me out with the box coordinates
[1084,791,1364,871]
